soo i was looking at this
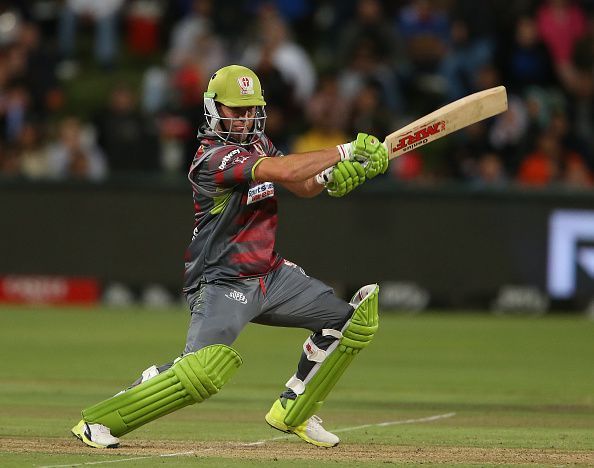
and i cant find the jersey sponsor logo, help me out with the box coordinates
[219,149,241,170]
[247,182,274,205]
[237,76,254,95]
[225,289,248,304]
[233,155,249,165]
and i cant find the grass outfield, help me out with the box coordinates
[0,308,593,467]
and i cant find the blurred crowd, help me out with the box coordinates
[0,0,593,189]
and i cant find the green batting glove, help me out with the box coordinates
[354,133,389,179]
[336,133,388,179]
[326,161,366,197]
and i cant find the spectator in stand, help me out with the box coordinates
[396,0,452,113]
[0,3,24,46]
[160,54,206,171]
[559,14,594,167]
[94,84,161,173]
[338,39,401,119]
[390,148,424,183]
[251,48,296,153]
[452,121,496,181]
[517,130,592,188]
[167,0,227,77]
[471,151,509,188]
[152,1,228,162]
[548,107,592,170]
[292,72,350,153]
[347,79,394,140]
[441,0,497,100]
[47,117,107,181]
[536,0,587,74]
[489,94,529,173]
[0,83,31,144]
[440,19,494,100]
[397,0,451,56]
[497,16,558,94]
[338,0,400,71]
[336,0,402,113]
[58,0,125,73]
[241,5,316,106]
[246,0,314,31]
[18,120,50,180]
[0,144,20,177]
[19,22,62,115]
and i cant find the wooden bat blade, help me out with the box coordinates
[385,86,508,160]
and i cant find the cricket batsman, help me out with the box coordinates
[72,65,388,448]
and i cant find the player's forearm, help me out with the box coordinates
[281,177,325,198]
[254,148,340,183]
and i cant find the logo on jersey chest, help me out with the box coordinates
[219,149,241,170]
[247,182,274,205]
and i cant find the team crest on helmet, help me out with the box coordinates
[237,76,254,95]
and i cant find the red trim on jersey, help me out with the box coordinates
[230,248,272,265]
[235,224,272,242]
[232,162,244,184]
[214,170,225,185]
[259,277,267,296]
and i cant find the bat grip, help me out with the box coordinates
[315,167,334,185]
[315,156,376,185]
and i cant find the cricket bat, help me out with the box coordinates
[317,86,508,183]
[384,85,508,160]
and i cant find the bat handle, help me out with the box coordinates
[315,166,335,185]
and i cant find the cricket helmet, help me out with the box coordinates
[204,65,267,145]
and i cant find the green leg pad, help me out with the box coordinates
[284,285,379,428]
[82,344,242,437]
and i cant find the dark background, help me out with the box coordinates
[3,180,593,309]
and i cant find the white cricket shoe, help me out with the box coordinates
[265,399,339,447]
[71,420,119,448]
[300,415,340,447]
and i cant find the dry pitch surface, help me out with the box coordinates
[3,437,594,466]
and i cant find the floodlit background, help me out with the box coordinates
[1,0,594,311]
[0,1,594,466]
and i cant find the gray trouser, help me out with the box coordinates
[184,261,354,386]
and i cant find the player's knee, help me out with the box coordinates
[323,304,354,332]
[184,325,240,354]
[215,324,241,345]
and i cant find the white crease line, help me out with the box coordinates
[39,450,199,468]
[39,412,456,467]
[241,412,456,446]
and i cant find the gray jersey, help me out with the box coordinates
[184,126,284,291]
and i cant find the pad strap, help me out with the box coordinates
[285,375,305,395]
[82,345,242,437]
